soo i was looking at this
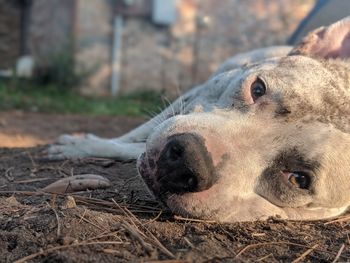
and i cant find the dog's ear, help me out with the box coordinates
[289,16,350,59]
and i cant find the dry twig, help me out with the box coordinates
[234,241,341,259]
[122,221,154,254]
[332,244,345,263]
[4,167,14,182]
[324,215,350,225]
[14,241,125,263]
[75,211,107,232]
[14,178,51,184]
[292,244,318,263]
[46,202,61,238]
[112,198,175,258]
[174,215,215,223]
[256,253,273,261]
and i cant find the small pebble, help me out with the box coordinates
[61,195,77,209]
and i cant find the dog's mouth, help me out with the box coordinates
[137,152,156,190]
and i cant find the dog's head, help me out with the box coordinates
[138,17,350,221]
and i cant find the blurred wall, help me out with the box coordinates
[117,0,314,96]
[74,0,115,95]
[0,0,21,68]
[28,0,75,64]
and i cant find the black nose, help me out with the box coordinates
[156,133,216,194]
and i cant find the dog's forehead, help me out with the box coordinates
[216,55,323,91]
[242,55,340,105]
[245,55,326,79]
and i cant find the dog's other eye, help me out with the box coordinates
[250,78,266,102]
[287,172,310,189]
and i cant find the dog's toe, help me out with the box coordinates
[46,141,93,160]
[46,144,81,160]
[47,145,63,154]
[86,133,100,140]
[44,145,67,160]
[56,134,77,145]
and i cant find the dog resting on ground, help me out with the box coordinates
[46,17,350,222]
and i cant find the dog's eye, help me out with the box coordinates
[250,78,266,102]
[287,172,310,189]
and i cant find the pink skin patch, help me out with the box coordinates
[281,171,297,187]
[241,75,259,105]
[202,134,229,167]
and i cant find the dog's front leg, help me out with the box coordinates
[45,83,201,160]
[45,134,145,160]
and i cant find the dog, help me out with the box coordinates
[46,17,350,222]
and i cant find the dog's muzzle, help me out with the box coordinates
[139,133,217,196]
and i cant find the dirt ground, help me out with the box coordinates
[0,111,146,148]
[0,111,349,263]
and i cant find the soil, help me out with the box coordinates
[0,111,349,262]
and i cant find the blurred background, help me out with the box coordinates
[0,0,347,147]
[1,0,314,96]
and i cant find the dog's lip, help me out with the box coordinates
[137,152,158,186]
[137,152,150,178]
[137,152,165,198]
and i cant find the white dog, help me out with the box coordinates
[46,17,350,222]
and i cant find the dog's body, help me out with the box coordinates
[47,18,350,222]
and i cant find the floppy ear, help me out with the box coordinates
[289,16,350,59]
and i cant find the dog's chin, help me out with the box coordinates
[165,192,219,220]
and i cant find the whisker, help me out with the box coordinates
[163,96,175,117]
[144,109,159,119]
[175,84,184,115]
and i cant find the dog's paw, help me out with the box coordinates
[44,134,102,160]
[55,133,100,144]
[42,134,145,160]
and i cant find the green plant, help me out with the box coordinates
[0,82,165,117]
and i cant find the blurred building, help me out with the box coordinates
[0,0,313,96]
